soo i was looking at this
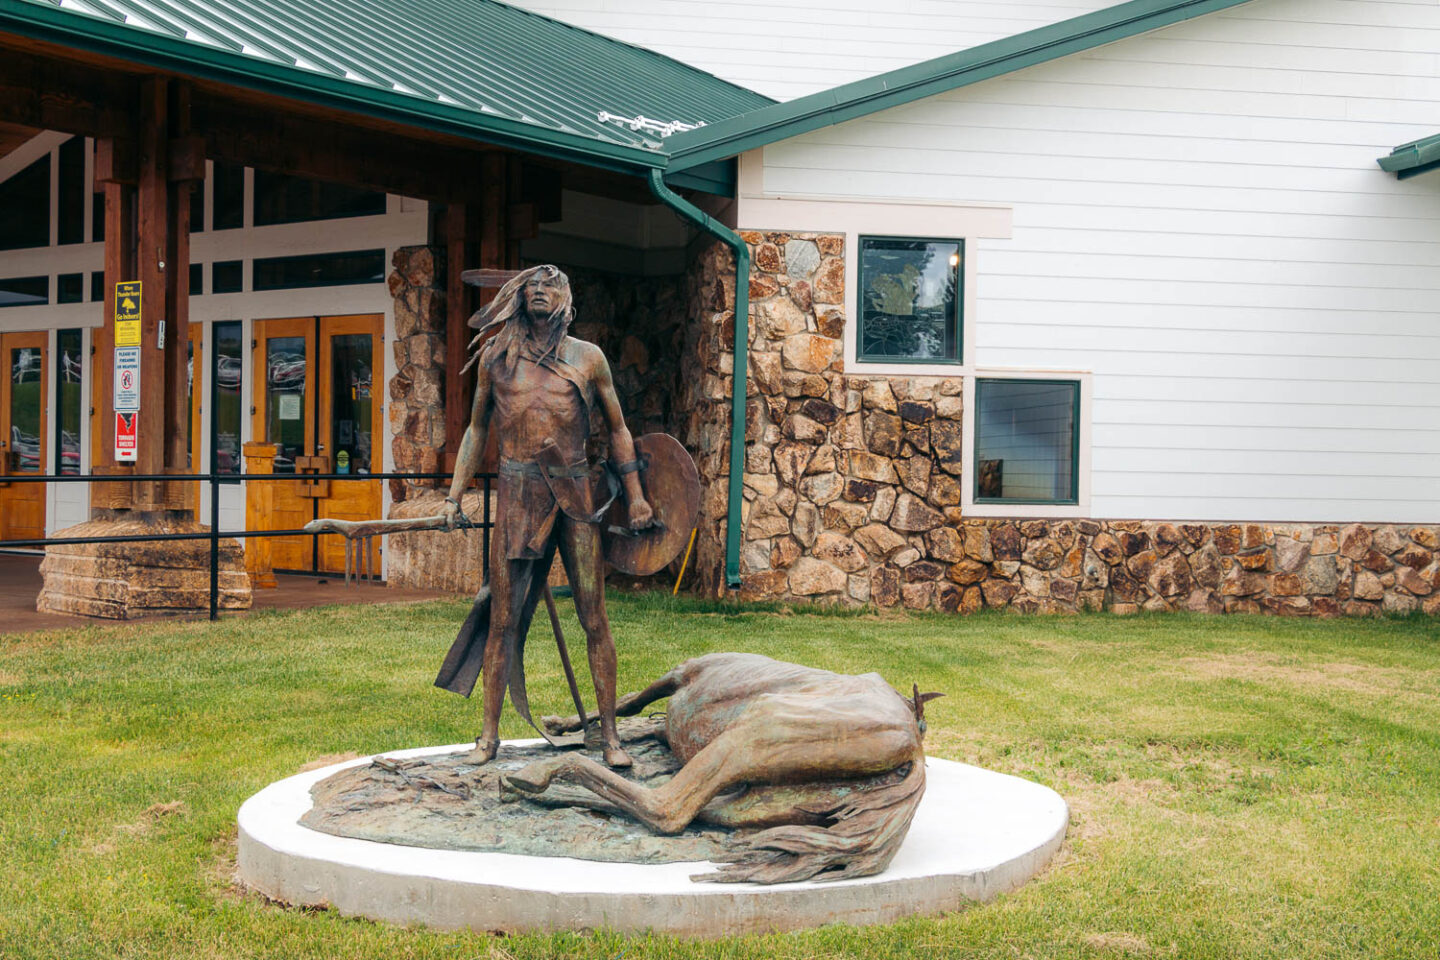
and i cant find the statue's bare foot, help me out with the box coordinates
[603,743,633,769]
[467,737,499,765]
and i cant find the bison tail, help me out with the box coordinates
[693,752,927,885]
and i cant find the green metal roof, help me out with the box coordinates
[1378,134,1440,180]
[663,0,1258,172]
[0,0,772,173]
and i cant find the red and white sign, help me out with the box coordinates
[115,412,138,463]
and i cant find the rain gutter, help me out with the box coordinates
[647,168,747,590]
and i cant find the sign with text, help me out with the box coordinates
[114,281,142,347]
[113,346,140,412]
[115,412,137,462]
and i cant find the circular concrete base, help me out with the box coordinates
[238,742,1067,936]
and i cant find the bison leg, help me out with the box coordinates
[505,726,772,835]
[542,667,682,736]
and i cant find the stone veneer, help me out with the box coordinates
[387,245,448,503]
[677,230,1440,616]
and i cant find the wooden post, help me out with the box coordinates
[163,84,202,512]
[133,76,169,511]
[242,441,278,589]
[92,138,137,511]
[442,202,478,474]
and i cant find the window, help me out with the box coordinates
[58,137,86,246]
[0,277,48,309]
[858,236,962,363]
[212,260,242,294]
[211,321,242,477]
[252,171,384,226]
[974,378,1079,505]
[0,156,51,251]
[55,329,83,475]
[189,263,203,296]
[212,161,244,230]
[57,273,84,304]
[252,250,385,291]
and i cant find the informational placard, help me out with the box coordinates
[115,412,138,462]
[113,346,140,412]
[278,393,302,421]
[114,281,142,347]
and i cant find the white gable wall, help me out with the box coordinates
[505,0,1114,101]
[758,0,1440,523]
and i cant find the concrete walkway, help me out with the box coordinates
[0,553,456,635]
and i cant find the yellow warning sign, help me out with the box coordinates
[115,281,142,346]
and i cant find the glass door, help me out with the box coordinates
[315,315,383,574]
[0,332,49,542]
[249,315,382,574]
[251,317,315,572]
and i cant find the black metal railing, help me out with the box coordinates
[0,470,494,620]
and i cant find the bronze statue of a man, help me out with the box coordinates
[442,265,652,769]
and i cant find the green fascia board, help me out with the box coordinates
[663,159,736,196]
[1378,133,1440,180]
[664,0,1258,171]
[0,0,670,175]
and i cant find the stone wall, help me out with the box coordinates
[387,245,447,501]
[681,230,1440,616]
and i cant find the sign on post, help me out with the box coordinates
[115,281,142,347]
[115,412,138,462]
[113,346,140,412]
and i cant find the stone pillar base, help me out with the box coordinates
[38,515,252,620]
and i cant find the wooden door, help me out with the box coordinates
[249,315,383,574]
[0,332,49,542]
[251,317,316,572]
[315,315,383,574]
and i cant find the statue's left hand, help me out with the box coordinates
[628,498,656,530]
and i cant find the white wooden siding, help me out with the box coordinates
[759,0,1440,523]
[504,0,1113,101]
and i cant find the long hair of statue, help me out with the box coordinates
[461,265,573,374]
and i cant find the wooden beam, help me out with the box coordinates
[0,43,133,139]
[193,91,498,204]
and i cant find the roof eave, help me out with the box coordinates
[663,0,1258,172]
[1378,135,1440,180]
[0,0,668,175]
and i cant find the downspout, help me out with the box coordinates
[647,168,748,589]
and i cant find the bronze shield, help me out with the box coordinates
[603,433,701,576]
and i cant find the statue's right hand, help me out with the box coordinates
[442,497,461,531]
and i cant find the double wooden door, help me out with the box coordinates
[0,331,48,542]
[250,315,383,573]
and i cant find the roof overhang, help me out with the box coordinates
[663,0,1259,172]
[1378,134,1440,180]
[0,0,669,176]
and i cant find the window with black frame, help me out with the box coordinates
[858,236,962,363]
[211,321,243,478]
[974,378,1079,505]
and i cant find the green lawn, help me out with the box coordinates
[2,596,1438,959]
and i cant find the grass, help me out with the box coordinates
[2,594,1438,958]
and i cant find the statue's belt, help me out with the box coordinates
[500,452,648,554]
